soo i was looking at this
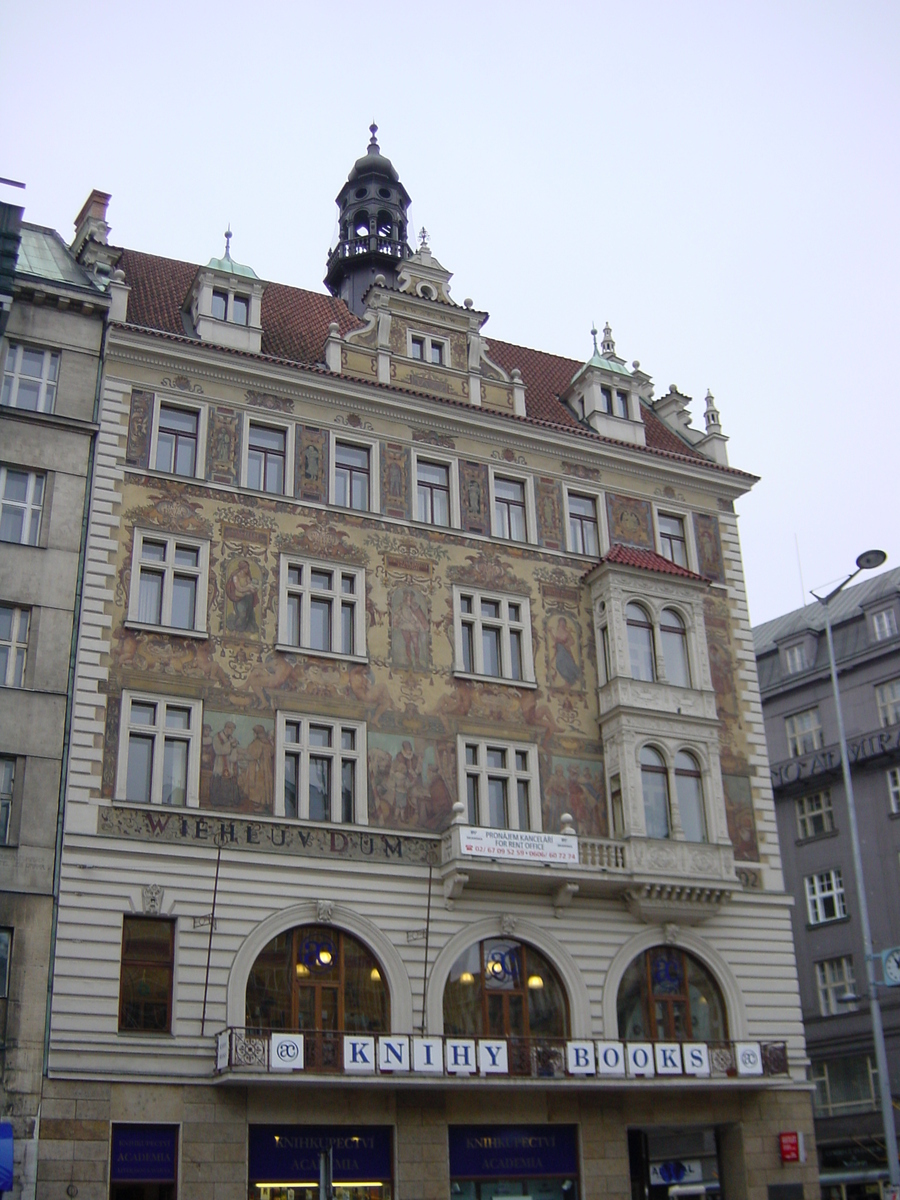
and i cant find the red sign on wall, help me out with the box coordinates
[779,1132,803,1163]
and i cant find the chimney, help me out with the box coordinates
[71,190,119,275]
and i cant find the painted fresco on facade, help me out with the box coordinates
[537,477,563,549]
[297,425,327,502]
[202,711,275,814]
[722,773,760,862]
[606,493,653,549]
[381,442,411,519]
[224,555,264,636]
[125,390,152,467]
[460,461,489,534]
[544,755,608,837]
[545,611,584,691]
[367,733,455,830]
[390,586,431,671]
[206,406,241,484]
[694,513,725,582]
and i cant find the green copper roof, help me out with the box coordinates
[205,252,259,280]
[17,224,100,291]
[569,349,632,387]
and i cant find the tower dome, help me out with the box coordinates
[325,125,412,315]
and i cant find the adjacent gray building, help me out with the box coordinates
[0,195,110,1199]
[754,568,900,1200]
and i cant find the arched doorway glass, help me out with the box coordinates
[245,925,388,1069]
[443,938,568,1072]
[617,945,727,1042]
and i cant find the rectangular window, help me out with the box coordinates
[567,492,599,556]
[118,916,175,1033]
[786,708,824,757]
[658,513,688,567]
[417,460,451,526]
[796,790,834,840]
[454,588,534,683]
[430,341,444,365]
[888,767,900,814]
[805,869,847,925]
[211,290,228,321]
[0,927,10,1046]
[600,385,613,414]
[410,336,424,361]
[233,295,250,326]
[116,693,202,807]
[1,344,59,412]
[784,644,806,675]
[493,476,528,542]
[279,557,365,659]
[0,757,13,844]
[128,531,209,632]
[408,332,447,365]
[461,738,540,830]
[816,956,856,1016]
[154,405,199,477]
[876,679,900,728]
[873,609,898,641]
[614,389,629,418]
[0,605,29,688]
[277,714,366,823]
[246,423,287,495]
[813,1056,878,1116]
[334,441,371,511]
[0,467,44,546]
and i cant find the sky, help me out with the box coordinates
[3,1,897,625]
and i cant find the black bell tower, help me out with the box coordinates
[325,125,412,316]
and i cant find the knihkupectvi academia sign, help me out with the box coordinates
[230,1033,768,1078]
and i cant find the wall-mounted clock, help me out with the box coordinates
[882,947,900,986]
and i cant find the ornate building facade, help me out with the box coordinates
[34,133,816,1200]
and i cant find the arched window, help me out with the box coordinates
[443,939,568,1043]
[376,211,393,239]
[617,946,728,1042]
[626,603,655,681]
[675,751,706,843]
[640,746,670,838]
[661,608,691,688]
[245,925,388,1068]
[353,212,370,239]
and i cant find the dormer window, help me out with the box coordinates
[873,609,898,641]
[601,386,612,413]
[784,644,806,675]
[407,331,449,367]
[430,342,443,365]
[212,290,228,321]
[411,336,424,360]
[233,295,250,326]
[615,389,629,418]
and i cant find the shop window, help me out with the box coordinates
[118,917,175,1033]
[617,946,728,1042]
[109,1123,178,1200]
[443,938,569,1053]
[245,925,388,1070]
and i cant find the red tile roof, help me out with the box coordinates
[603,543,707,580]
[116,247,746,475]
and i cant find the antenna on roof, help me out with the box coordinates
[224,225,233,260]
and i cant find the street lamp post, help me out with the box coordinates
[813,550,898,1189]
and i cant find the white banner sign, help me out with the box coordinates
[459,826,579,864]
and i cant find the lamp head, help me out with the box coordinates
[856,550,887,571]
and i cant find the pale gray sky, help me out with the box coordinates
[3,1,897,624]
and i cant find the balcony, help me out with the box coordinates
[214,1028,789,1084]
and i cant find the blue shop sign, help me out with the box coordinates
[249,1125,392,1184]
[0,1121,13,1191]
[110,1124,178,1183]
[449,1125,578,1179]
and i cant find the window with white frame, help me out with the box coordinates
[660,608,691,687]
[626,602,656,682]
[333,440,372,511]
[0,468,44,546]
[816,956,856,1016]
[887,767,900,814]
[276,714,366,823]
[460,738,540,830]
[640,746,670,839]
[491,473,534,543]
[453,588,534,683]
[116,693,202,807]
[416,458,452,526]
[796,790,834,839]
[658,513,688,568]
[1,344,59,412]
[784,644,806,675]
[128,531,209,632]
[813,1056,878,1116]
[245,421,289,495]
[408,331,448,366]
[279,558,365,659]
[876,679,900,728]
[0,757,13,844]
[805,869,847,925]
[872,609,898,642]
[567,492,600,556]
[0,606,28,688]
[786,708,824,758]
[0,927,10,1039]
[674,751,706,842]
[153,403,201,477]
